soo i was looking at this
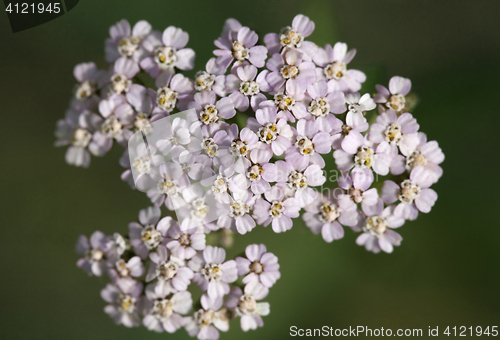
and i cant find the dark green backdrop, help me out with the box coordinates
[1,1,499,339]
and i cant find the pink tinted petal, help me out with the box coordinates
[384,209,405,229]
[204,246,226,264]
[379,237,394,253]
[389,76,411,95]
[255,106,277,125]
[398,113,419,134]
[216,97,236,119]
[114,57,139,78]
[356,233,371,246]
[285,148,308,170]
[264,33,280,54]
[292,14,315,37]
[228,92,248,112]
[328,90,347,114]
[341,131,364,154]
[75,235,89,254]
[385,229,403,246]
[237,27,258,47]
[307,81,327,98]
[367,123,386,143]
[163,26,189,49]
[381,180,400,204]
[362,188,380,206]
[313,47,328,67]
[245,244,267,262]
[410,166,434,188]
[351,167,374,191]
[170,74,194,95]
[251,93,267,111]
[251,180,270,195]
[322,222,344,242]
[132,20,151,38]
[332,42,347,61]
[394,202,419,221]
[110,20,131,40]
[90,231,106,248]
[236,215,256,235]
[266,72,285,90]
[272,136,291,156]
[415,188,437,213]
[237,65,257,81]
[337,173,352,190]
[343,49,357,64]
[421,141,445,164]
[375,84,390,100]
[304,164,325,186]
[207,281,226,299]
[272,216,292,233]
[221,260,238,283]
[266,53,284,72]
[373,153,392,176]
[236,257,251,275]
[241,127,258,145]
[333,150,354,171]
[176,48,195,70]
[362,198,383,216]
[74,62,99,83]
[390,155,406,175]
[248,46,268,68]
[312,132,332,154]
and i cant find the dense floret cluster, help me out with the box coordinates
[56,14,444,339]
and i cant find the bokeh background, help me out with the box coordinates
[1,0,499,339]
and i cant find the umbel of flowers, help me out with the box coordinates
[57,14,444,339]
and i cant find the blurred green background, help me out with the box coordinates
[1,0,499,339]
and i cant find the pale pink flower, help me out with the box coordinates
[101,279,143,327]
[108,57,140,94]
[285,119,332,169]
[225,64,268,111]
[235,244,281,288]
[264,14,317,60]
[185,294,229,340]
[381,166,438,220]
[368,109,420,153]
[140,26,195,78]
[313,42,366,92]
[105,19,151,63]
[302,192,358,242]
[391,132,444,183]
[334,130,392,176]
[225,284,270,332]
[253,183,300,233]
[217,190,257,235]
[356,206,405,254]
[76,231,108,276]
[128,207,171,259]
[189,246,238,299]
[141,288,192,333]
[146,245,194,295]
[214,24,268,70]
[266,48,316,94]
[375,76,412,114]
[166,224,206,260]
[248,105,294,156]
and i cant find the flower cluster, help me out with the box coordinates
[57,14,444,339]
[77,222,278,337]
